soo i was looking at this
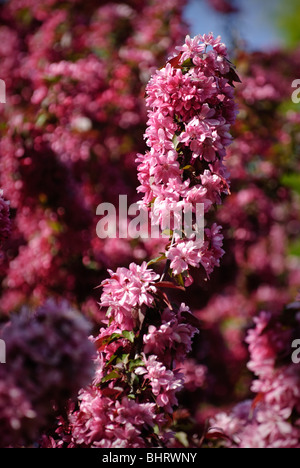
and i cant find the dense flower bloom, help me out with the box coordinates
[166,240,202,275]
[143,303,199,365]
[137,33,238,282]
[136,355,184,413]
[0,0,261,444]
[100,262,160,328]
[56,33,238,450]
[0,0,188,313]
[63,390,161,448]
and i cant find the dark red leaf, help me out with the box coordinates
[156,281,186,291]
[251,392,265,411]
[167,52,183,69]
[206,428,231,441]
[155,289,173,310]
[101,387,123,399]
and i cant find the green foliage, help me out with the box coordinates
[281,173,300,195]
[276,0,300,49]
[289,239,300,257]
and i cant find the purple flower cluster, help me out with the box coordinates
[0,300,95,447]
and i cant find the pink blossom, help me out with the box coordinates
[143,304,199,365]
[136,355,184,413]
[166,240,201,275]
[138,34,237,282]
[175,35,206,62]
[100,262,159,327]
[177,359,207,392]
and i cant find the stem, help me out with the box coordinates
[160,259,171,282]
[160,232,176,281]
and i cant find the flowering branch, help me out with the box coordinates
[137,33,239,286]
[46,33,239,449]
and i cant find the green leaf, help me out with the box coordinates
[181,58,194,68]
[107,333,122,344]
[106,352,118,367]
[116,354,130,366]
[147,254,166,267]
[289,239,300,257]
[129,359,145,372]
[101,370,121,383]
[176,273,185,288]
[44,75,62,84]
[175,432,189,448]
[49,221,64,234]
[36,113,48,128]
[281,173,300,194]
[130,373,140,386]
[182,165,194,173]
[162,229,173,238]
[122,330,135,343]
[173,134,180,150]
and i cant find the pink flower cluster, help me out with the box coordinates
[184,45,300,425]
[47,249,203,448]
[137,34,238,283]
[0,0,187,314]
[0,376,37,449]
[42,33,238,449]
[100,262,160,329]
[136,355,184,413]
[143,303,199,365]
[210,301,300,448]
[59,392,160,448]
[49,303,199,447]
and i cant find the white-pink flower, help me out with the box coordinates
[136,355,184,413]
[100,262,160,326]
[166,239,201,275]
